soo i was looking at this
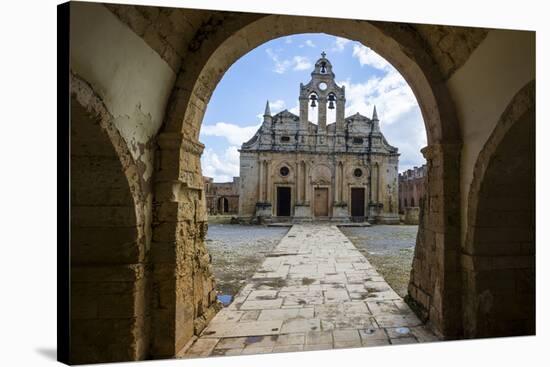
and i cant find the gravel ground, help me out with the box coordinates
[339,225,418,297]
[205,224,289,299]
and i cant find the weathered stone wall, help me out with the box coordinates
[446,29,536,245]
[462,81,535,338]
[399,164,427,213]
[150,133,220,357]
[403,207,420,225]
[203,177,240,214]
[407,143,462,338]
[238,151,398,221]
[70,77,151,363]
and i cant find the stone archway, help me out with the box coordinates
[462,80,535,338]
[151,14,463,356]
[70,74,150,363]
[218,197,228,213]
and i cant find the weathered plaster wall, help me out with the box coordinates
[70,1,178,249]
[446,29,535,243]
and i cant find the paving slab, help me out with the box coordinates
[181,223,438,358]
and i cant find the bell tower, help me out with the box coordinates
[299,52,346,152]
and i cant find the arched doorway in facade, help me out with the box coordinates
[218,197,229,214]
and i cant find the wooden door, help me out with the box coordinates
[351,188,365,220]
[314,188,329,217]
[277,187,291,216]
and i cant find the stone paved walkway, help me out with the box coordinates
[180,224,439,358]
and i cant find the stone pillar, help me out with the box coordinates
[376,164,381,203]
[152,133,219,358]
[318,97,327,132]
[258,158,264,202]
[335,97,346,151]
[266,161,272,204]
[305,161,311,203]
[335,162,341,202]
[295,161,301,203]
[336,98,345,132]
[407,143,462,339]
[340,162,345,202]
[299,97,309,130]
[302,161,307,203]
[317,97,327,150]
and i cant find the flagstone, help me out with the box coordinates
[183,224,438,358]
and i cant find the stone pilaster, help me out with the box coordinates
[407,142,462,339]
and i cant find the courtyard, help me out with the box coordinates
[183,223,438,358]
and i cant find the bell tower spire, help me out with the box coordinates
[372,105,380,131]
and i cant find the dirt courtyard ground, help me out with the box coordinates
[339,225,418,297]
[205,223,417,302]
[205,224,289,299]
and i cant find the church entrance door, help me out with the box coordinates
[351,188,365,220]
[314,187,329,217]
[277,187,291,216]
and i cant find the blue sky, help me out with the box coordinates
[200,34,427,182]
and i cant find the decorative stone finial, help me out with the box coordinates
[372,105,379,121]
[321,51,327,58]
[264,100,271,116]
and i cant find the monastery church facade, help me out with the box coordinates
[238,53,400,223]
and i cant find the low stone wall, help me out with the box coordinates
[404,207,420,225]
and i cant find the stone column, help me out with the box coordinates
[305,161,311,203]
[318,97,327,132]
[407,143,462,338]
[299,97,309,130]
[266,161,272,203]
[295,161,301,203]
[340,162,345,202]
[302,161,307,203]
[336,98,345,132]
[258,158,264,202]
[376,164,381,203]
[335,162,341,202]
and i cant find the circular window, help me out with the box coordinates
[318,82,328,91]
[353,168,363,178]
[280,166,290,177]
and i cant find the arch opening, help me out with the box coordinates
[70,78,150,363]
[463,82,535,338]
[153,14,463,357]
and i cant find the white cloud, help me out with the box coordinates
[284,37,293,44]
[201,146,240,182]
[304,39,316,48]
[332,37,350,52]
[266,48,291,74]
[352,44,392,71]
[200,122,260,146]
[266,48,312,73]
[338,67,417,125]
[270,99,286,111]
[292,56,312,71]
[336,57,427,171]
